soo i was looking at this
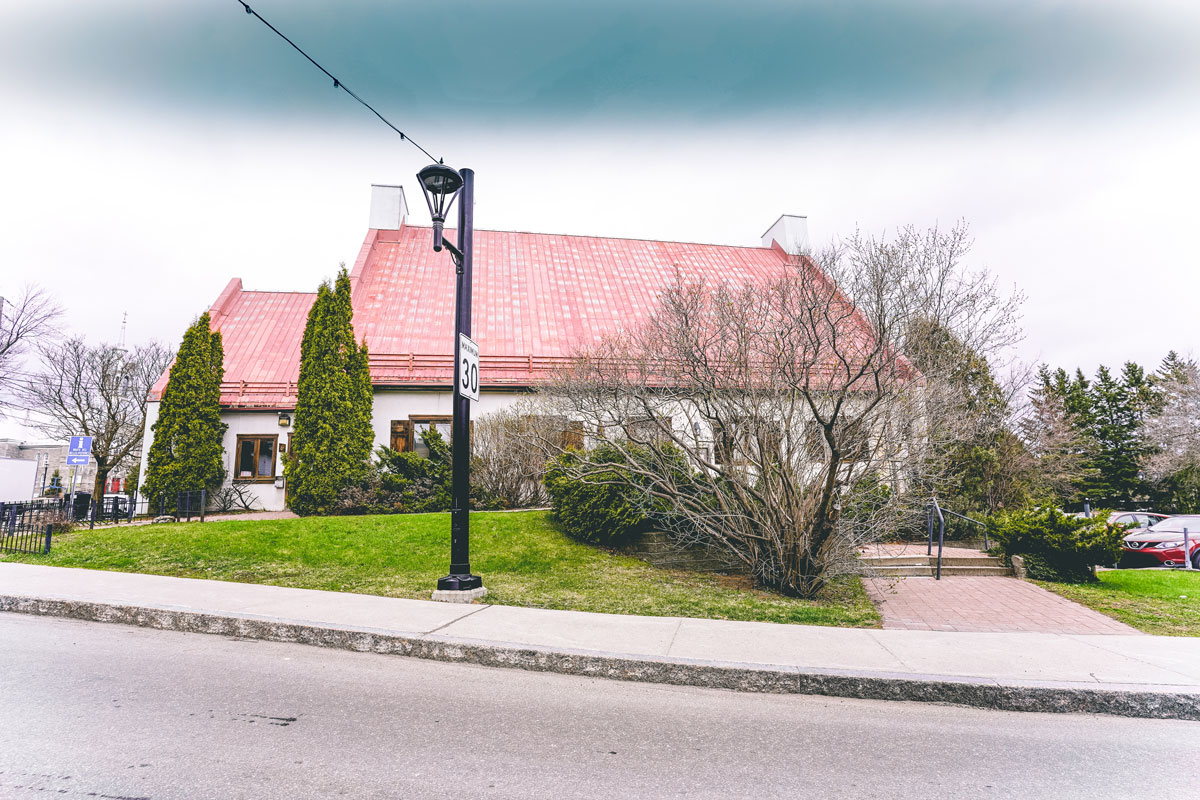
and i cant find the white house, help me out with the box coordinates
[139,184,812,511]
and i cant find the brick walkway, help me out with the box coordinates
[862,576,1141,635]
[859,542,990,559]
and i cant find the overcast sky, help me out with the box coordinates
[2,0,1198,438]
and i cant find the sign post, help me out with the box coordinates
[66,436,92,518]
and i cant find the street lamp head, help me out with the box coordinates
[417,162,463,252]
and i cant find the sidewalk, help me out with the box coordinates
[2,562,1199,720]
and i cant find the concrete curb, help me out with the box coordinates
[3,593,1199,721]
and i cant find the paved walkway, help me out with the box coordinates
[92,509,298,529]
[863,576,1140,635]
[860,542,989,559]
[1,561,1198,721]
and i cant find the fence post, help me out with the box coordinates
[159,496,164,517]
[128,494,135,523]
[1185,528,1192,570]
[200,489,206,523]
[89,498,96,530]
[44,524,53,554]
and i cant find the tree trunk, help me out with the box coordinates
[92,465,109,509]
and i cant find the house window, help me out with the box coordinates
[390,420,412,452]
[410,416,453,457]
[235,435,278,482]
[519,415,585,451]
[837,420,869,462]
[804,421,826,460]
[562,420,585,450]
[624,416,673,445]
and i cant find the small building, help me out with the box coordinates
[139,185,812,511]
[0,438,115,500]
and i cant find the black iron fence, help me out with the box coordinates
[0,489,209,554]
[0,498,63,555]
[80,490,208,527]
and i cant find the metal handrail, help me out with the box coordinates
[941,507,990,550]
[931,500,946,579]
[925,499,988,580]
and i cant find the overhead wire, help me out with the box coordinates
[233,1,442,164]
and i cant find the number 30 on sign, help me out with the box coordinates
[458,333,480,402]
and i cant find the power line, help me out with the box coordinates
[234,1,441,164]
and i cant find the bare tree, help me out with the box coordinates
[471,403,568,508]
[0,284,62,411]
[21,338,175,503]
[542,223,1022,597]
[1143,358,1200,485]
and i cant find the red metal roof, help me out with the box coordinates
[152,224,810,408]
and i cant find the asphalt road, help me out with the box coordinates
[1,613,1197,800]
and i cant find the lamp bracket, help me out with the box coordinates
[441,240,464,272]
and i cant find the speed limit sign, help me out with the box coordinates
[457,333,480,402]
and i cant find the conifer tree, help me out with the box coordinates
[286,266,374,515]
[142,312,227,499]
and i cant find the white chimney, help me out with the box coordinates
[369,184,409,230]
[761,214,810,255]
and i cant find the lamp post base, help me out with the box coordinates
[431,584,488,604]
[437,572,483,591]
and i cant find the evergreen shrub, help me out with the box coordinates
[287,268,374,516]
[542,444,653,545]
[334,427,504,515]
[142,312,227,499]
[988,506,1125,582]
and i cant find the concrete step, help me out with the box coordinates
[861,555,931,567]
[939,565,1012,577]
[862,555,1005,568]
[868,564,1012,578]
[868,565,935,577]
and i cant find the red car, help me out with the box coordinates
[1121,515,1200,568]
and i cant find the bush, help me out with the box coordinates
[45,510,75,534]
[209,482,263,513]
[988,506,1124,583]
[543,445,652,545]
[471,408,564,508]
[334,427,505,515]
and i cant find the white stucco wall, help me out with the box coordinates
[221,410,291,511]
[136,389,533,513]
[369,388,527,448]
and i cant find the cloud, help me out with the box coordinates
[2,0,1196,126]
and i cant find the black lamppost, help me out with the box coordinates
[417,162,485,598]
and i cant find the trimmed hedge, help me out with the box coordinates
[543,445,651,545]
[989,506,1125,583]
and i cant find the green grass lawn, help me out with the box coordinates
[1037,569,1200,636]
[1,510,879,628]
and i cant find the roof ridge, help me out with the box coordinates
[235,289,319,295]
[393,224,775,252]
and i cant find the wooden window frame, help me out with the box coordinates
[234,434,279,483]
[390,420,413,452]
